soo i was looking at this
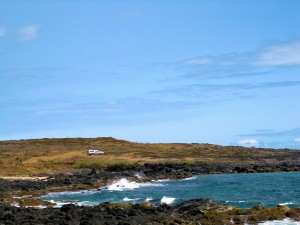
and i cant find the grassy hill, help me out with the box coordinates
[0,137,299,176]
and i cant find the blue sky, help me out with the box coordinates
[1,0,300,149]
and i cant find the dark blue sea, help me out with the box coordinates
[39,172,300,225]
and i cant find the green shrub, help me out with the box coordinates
[107,162,140,170]
[107,202,133,210]
[72,161,140,170]
[139,201,152,207]
[72,161,105,169]
[182,161,194,165]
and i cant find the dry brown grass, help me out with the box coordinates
[0,137,299,176]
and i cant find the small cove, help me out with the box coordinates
[39,172,300,209]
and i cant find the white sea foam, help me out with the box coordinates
[32,205,47,209]
[226,200,247,203]
[46,189,98,198]
[107,178,164,191]
[77,201,98,206]
[152,179,170,182]
[107,178,140,191]
[257,218,300,225]
[50,200,76,208]
[49,199,96,207]
[123,197,141,202]
[279,202,296,206]
[145,197,153,202]
[182,176,196,181]
[160,196,176,205]
[133,171,146,179]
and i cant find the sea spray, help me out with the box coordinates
[145,197,153,202]
[107,178,165,191]
[133,171,146,179]
[160,196,176,205]
[107,178,140,191]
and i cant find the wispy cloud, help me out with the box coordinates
[1,97,204,131]
[34,97,202,117]
[239,128,300,149]
[294,137,300,143]
[150,40,300,83]
[152,81,300,100]
[19,24,40,41]
[238,139,258,147]
[182,40,300,69]
[185,57,215,66]
[0,26,6,37]
[254,41,300,66]
[0,67,68,83]
[240,128,300,138]
[182,54,247,67]
[1,67,67,75]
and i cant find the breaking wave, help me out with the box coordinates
[160,196,176,205]
[123,197,141,202]
[39,172,300,209]
[107,178,165,191]
[279,202,296,206]
[145,197,153,202]
[182,176,196,181]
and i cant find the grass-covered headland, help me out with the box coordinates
[0,137,300,224]
[0,137,299,176]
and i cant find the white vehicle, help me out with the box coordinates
[87,149,104,155]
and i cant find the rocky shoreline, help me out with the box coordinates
[1,162,300,193]
[0,198,300,225]
[1,162,300,224]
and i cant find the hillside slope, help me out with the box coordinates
[0,137,299,176]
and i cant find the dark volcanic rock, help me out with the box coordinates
[2,199,298,225]
[0,162,299,193]
[0,199,224,225]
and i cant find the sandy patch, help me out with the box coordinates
[0,176,48,181]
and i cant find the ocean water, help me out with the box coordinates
[39,172,300,224]
[40,172,300,209]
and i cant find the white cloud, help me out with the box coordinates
[185,57,214,65]
[294,137,300,143]
[0,26,6,37]
[254,41,300,66]
[238,139,258,146]
[19,24,40,41]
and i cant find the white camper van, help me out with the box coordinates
[87,149,104,155]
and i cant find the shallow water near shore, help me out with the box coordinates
[258,218,300,225]
[40,172,300,209]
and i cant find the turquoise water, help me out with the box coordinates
[40,172,300,209]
